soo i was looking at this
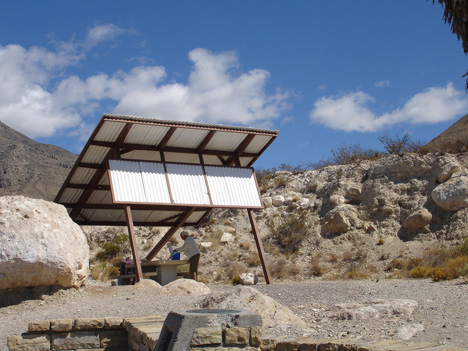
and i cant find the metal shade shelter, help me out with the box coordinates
[55,114,279,283]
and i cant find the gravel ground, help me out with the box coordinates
[1,279,467,350]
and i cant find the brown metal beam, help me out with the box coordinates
[124,205,143,282]
[226,134,256,166]
[146,208,195,261]
[159,127,177,149]
[247,209,272,284]
[198,130,216,152]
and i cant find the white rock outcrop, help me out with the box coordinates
[0,196,89,289]
[431,175,468,211]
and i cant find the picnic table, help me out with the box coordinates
[118,258,190,286]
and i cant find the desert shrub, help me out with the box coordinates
[91,262,120,281]
[385,258,405,272]
[274,177,288,188]
[267,212,310,254]
[270,257,302,279]
[405,257,423,271]
[407,240,468,281]
[409,266,433,279]
[95,233,129,261]
[231,276,241,285]
[378,131,425,154]
[239,241,251,250]
[454,238,468,257]
[246,253,261,267]
[310,262,325,277]
[324,144,383,166]
[225,262,247,281]
[345,269,369,280]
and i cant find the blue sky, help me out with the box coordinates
[1,1,467,169]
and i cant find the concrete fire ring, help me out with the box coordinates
[155,309,262,351]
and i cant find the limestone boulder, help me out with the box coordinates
[220,232,234,243]
[322,211,351,234]
[159,278,211,296]
[0,196,89,289]
[199,286,307,332]
[322,205,359,235]
[134,279,161,289]
[403,208,432,230]
[239,272,258,285]
[272,195,285,207]
[433,155,461,183]
[431,175,468,211]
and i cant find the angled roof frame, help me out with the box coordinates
[55,114,279,283]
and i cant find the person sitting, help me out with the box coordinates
[173,231,200,281]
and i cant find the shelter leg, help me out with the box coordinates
[125,206,143,282]
[247,209,272,284]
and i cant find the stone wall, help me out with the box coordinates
[7,317,127,351]
[8,316,466,351]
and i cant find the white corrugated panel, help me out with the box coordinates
[140,162,171,203]
[166,164,210,205]
[94,121,125,142]
[187,211,208,223]
[206,166,262,207]
[164,152,200,164]
[70,167,96,185]
[240,157,255,167]
[199,155,221,166]
[87,190,112,205]
[166,128,209,148]
[125,124,169,145]
[58,188,83,204]
[122,150,161,162]
[83,209,125,222]
[244,135,271,154]
[205,131,246,151]
[98,173,110,186]
[109,160,146,203]
[81,145,109,164]
[134,210,183,223]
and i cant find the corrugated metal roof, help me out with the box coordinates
[55,114,278,226]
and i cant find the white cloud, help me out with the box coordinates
[309,83,468,132]
[85,24,126,48]
[0,44,82,137]
[0,32,290,140]
[375,80,390,88]
[55,48,290,127]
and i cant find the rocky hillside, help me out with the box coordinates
[0,121,77,200]
[83,151,468,284]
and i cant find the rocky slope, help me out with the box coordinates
[0,121,76,201]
